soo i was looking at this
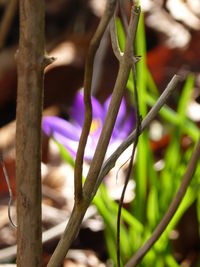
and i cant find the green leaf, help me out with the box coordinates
[116,17,126,52]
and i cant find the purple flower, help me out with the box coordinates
[43,91,134,161]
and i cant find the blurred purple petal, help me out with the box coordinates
[91,96,104,120]
[42,90,135,162]
[70,91,85,127]
[71,91,104,127]
[43,116,81,141]
[112,110,135,139]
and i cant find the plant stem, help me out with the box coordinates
[83,4,140,202]
[74,0,117,204]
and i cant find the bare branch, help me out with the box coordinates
[116,4,141,267]
[83,4,140,202]
[74,0,118,204]
[125,138,200,267]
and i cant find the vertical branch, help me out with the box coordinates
[74,0,117,204]
[16,0,46,266]
[116,3,141,266]
[83,5,140,202]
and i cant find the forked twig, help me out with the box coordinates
[47,3,140,267]
[83,2,140,203]
[0,152,17,228]
[74,0,118,204]
[125,138,200,267]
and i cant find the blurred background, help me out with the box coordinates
[0,0,200,266]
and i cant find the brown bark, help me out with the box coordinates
[16,1,45,266]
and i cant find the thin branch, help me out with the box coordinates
[0,0,17,50]
[83,4,140,203]
[116,4,141,266]
[0,153,17,228]
[74,0,118,204]
[94,74,180,192]
[47,4,140,267]
[117,132,138,267]
[125,138,200,267]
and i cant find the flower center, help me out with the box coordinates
[90,118,102,134]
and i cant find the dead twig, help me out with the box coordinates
[0,153,16,228]
[47,2,140,266]
[83,3,140,203]
[74,0,118,204]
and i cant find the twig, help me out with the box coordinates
[47,3,140,267]
[74,0,118,204]
[0,153,16,228]
[83,3,140,203]
[0,0,17,50]
[125,138,200,267]
[95,74,180,192]
[116,3,141,266]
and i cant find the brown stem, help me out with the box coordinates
[125,138,200,267]
[47,202,89,267]
[16,0,46,266]
[47,4,140,267]
[74,0,117,204]
[83,5,140,202]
